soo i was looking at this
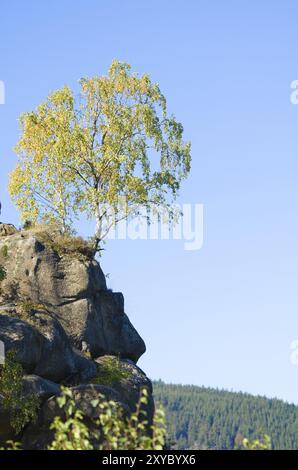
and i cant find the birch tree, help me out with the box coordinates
[9,60,191,254]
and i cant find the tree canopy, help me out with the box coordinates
[9,60,191,253]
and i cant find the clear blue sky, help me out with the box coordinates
[1,0,298,403]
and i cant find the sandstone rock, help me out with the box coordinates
[22,375,61,401]
[0,226,152,450]
[0,312,96,383]
[0,229,145,362]
[0,315,44,372]
[31,312,78,382]
[0,223,18,237]
[72,351,97,384]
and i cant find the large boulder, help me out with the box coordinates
[0,315,44,372]
[22,375,61,401]
[0,228,145,362]
[28,311,78,382]
[0,312,96,383]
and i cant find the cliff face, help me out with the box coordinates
[0,225,145,363]
[0,224,153,449]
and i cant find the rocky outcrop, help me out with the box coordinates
[0,225,145,362]
[0,224,152,449]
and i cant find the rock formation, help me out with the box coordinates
[0,224,153,449]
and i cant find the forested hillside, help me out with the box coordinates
[153,381,298,449]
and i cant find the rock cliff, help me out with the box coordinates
[0,224,153,449]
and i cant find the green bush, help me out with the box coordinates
[0,441,21,450]
[0,351,40,434]
[242,435,272,450]
[0,265,6,282]
[49,386,166,450]
[37,229,94,260]
[91,356,130,386]
[0,245,8,258]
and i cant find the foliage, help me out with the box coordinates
[0,245,8,258]
[25,224,95,260]
[48,388,93,450]
[38,230,94,260]
[12,301,47,324]
[0,246,7,291]
[0,265,6,282]
[49,386,166,450]
[0,351,40,434]
[9,60,191,252]
[242,434,272,450]
[91,356,130,386]
[153,381,298,450]
[0,440,22,451]
[19,301,46,312]
[0,267,6,283]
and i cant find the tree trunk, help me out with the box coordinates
[92,209,102,256]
